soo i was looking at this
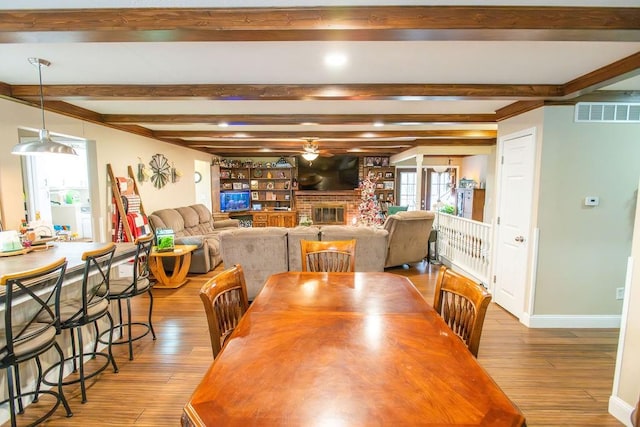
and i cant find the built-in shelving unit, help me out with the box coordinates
[363,161,396,214]
[219,166,295,212]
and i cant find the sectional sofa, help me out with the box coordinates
[219,224,391,300]
[148,204,240,273]
[219,211,435,299]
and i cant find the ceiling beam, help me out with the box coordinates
[11,83,562,101]
[154,130,497,139]
[103,113,497,125]
[1,7,638,43]
[562,51,640,97]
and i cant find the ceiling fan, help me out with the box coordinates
[300,138,333,164]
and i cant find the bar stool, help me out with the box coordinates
[43,243,119,403]
[0,258,73,427]
[100,234,156,360]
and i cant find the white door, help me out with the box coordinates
[493,129,536,318]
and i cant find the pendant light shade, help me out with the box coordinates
[301,152,319,162]
[11,58,78,156]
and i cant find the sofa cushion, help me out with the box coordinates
[176,206,203,236]
[287,226,321,271]
[319,225,388,272]
[148,209,186,236]
[191,204,217,234]
[220,227,289,300]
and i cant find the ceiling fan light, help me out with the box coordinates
[302,152,319,162]
[433,165,449,173]
[12,129,78,156]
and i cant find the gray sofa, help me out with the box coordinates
[148,204,239,273]
[220,225,389,300]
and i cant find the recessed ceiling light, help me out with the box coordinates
[362,132,376,138]
[301,122,317,126]
[373,121,384,127]
[324,52,348,68]
[218,122,229,128]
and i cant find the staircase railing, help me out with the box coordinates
[435,212,492,285]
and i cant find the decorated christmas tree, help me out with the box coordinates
[357,172,383,227]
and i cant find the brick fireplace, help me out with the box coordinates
[295,191,360,225]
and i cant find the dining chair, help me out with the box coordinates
[43,243,119,403]
[199,264,249,358]
[0,258,73,427]
[300,239,356,272]
[433,266,492,357]
[99,233,155,360]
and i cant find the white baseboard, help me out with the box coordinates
[609,395,634,426]
[521,313,621,328]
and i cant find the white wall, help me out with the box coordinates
[0,98,212,240]
[535,106,640,315]
[610,181,640,424]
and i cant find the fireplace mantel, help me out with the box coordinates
[294,190,360,225]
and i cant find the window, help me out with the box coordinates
[398,170,417,210]
[429,170,455,211]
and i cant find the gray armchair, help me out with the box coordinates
[383,210,435,268]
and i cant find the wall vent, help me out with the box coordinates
[575,102,640,123]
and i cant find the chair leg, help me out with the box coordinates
[70,328,78,372]
[14,364,23,414]
[105,311,119,373]
[33,356,43,403]
[77,327,87,404]
[92,319,100,357]
[127,298,134,360]
[6,366,17,427]
[148,289,156,340]
[117,298,124,338]
[53,342,73,418]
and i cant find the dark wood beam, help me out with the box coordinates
[11,83,562,101]
[0,82,11,97]
[495,101,545,121]
[103,113,497,125]
[562,51,640,97]
[155,129,497,139]
[0,7,638,43]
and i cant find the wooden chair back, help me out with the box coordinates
[199,265,249,358]
[300,239,356,272]
[433,266,491,357]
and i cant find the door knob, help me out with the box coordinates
[515,236,525,243]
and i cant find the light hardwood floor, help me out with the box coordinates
[8,262,622,426]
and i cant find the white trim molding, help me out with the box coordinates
[521,314,621,328]
[609,395,634,427]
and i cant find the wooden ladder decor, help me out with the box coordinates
[107,164,146,243]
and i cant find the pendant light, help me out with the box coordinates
[11,58,78,156]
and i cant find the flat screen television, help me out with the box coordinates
[220,190,250,212]
[297,155,360,191]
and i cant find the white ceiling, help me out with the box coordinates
[1,3,638,157]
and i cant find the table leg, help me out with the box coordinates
[151,252,193,289]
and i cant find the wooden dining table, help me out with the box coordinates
[183,272,525,427]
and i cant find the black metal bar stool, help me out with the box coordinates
[43,243,119,403]
[99,234,155,360]
[0,258,73,427]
